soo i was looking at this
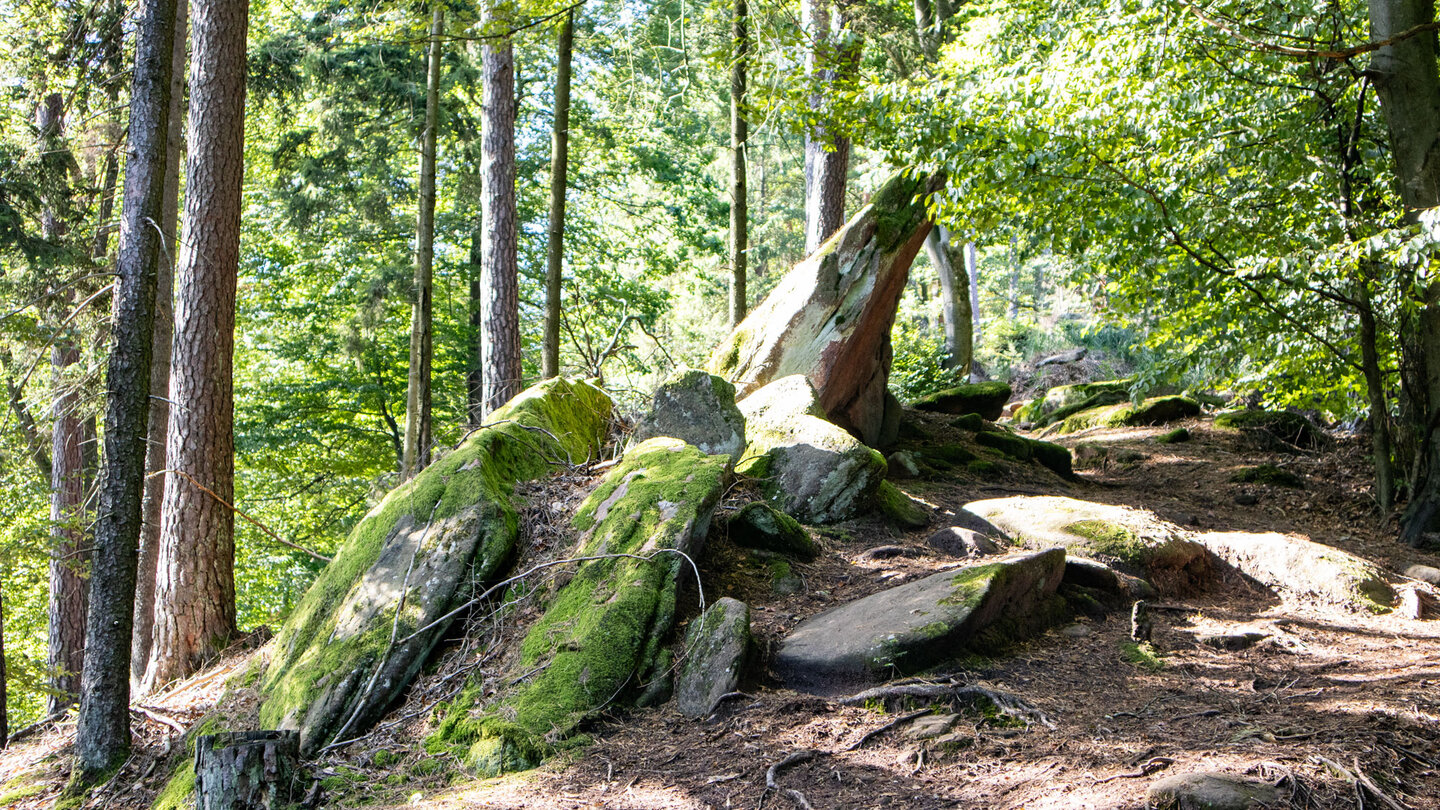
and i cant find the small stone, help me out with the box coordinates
[903,713,959,740]
[725,502,819,560]
[1146,771,1282,810]
[1233,492,1260,506]
[887,450,921,479]
[1405,564,1440,586]
[912,381,1013,420]
[1060,624,1092,638]
[875,481,930,528]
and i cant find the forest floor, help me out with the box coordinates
[4,413,1440,809]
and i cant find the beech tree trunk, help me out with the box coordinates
[480,0,521,413]
[134,0,187,689]
[966,241,980,362]
[729,0,749,326]
[0,585,7,747]
[1367,0,1440,545]
[924,226,973,374]
[143,0,247,690]
[543,10,573,378]
[74,0,177,780]
[403,6,443,480]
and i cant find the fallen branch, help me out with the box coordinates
[153,468,332,562]
[4,710,66,745]
[130,705,186,735]
[764,750,819,810]
[845,709,931,751]
[1093,756,1174,784]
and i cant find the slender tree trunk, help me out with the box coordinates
[134,0,187,690]
[966,241,980,357]
[1,584,8,747]
[1367,0,1440,545]
[143,0,247,691]
[912,0,938,62]
[47,341,88,715]
[467,226,484,425]
[480,0,521,413]
[544,10,573,377]
[729,0,748,326]
[403,6,443,480]
[802,0,853,256]
[73,0,176,780]
[4,373,51,480]
[924,226,972,373]
[1359,293,1395,512]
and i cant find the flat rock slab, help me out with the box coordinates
[775,549,1066,695]
[965,496,1209,594]
[1146,772,1281,809]
[1195,530,1394,611]
[912,381,1012,420]
[676,598,751,718]
[631,369,746,461]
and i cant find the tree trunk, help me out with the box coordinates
[134,0,187,689]
[0,584,7,747]
[4,373,52,481]
[480,0,521,414]
[194,731,301,810]
[802,0,855,256]
[403,5,443,480]
[924,226,972,373]
[1359,293,1395,512]
[73,0,177,780]
[966,241,980,365]
[543,10,573,378]
[729,0,748,326]
[143,0,247,691]
[912,0,938,62]
[47,340,88,715]
[467,226,484,426]
[1366,0,1440,544]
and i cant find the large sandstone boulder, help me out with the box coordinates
[707,170,945,445]
[1194,530,1395,611]
[631,369,746,461]
[258,379,614,755]
[964,496,1210,594]
[774,549,1067,694]
[911,381,1012,420]
[1047,395,1200,435]
[427,437,730,775]
[676,598,751,718]
[736,375,886,524]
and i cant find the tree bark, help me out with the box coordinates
[194,731,300,810]
[143,0,247,691]
[74,0,176,780]
[0,584,8,747]
[467,226,484,426]
[802,0,857,256]
[134,0,187,690]
[543,10,573,377]
[47,340,88,715]
[729,0,748,326]
[1367,0,1440,544]
[924,226,973,373]
[966,241,980,362]
[480,0,521,414]
[403,5,443,480]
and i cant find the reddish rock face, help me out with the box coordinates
[707,170,943,446]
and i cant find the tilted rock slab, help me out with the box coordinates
[676,597,751,718]
[1195,530,1394,610]
[631,368,746,462]
[736,375,885,524]
[775,549,1067,695]
[964,495,1210,594]
[431,437,730,775]
[258,379,614,756]
[708,170,944,446]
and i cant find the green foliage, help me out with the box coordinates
[890,320,967,401]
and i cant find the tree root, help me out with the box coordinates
[839,680,1056,729]
[764,750,819,810]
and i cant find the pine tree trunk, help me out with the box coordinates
[729,0,748,326]
[134,0,187,689]
[74,0,177,780]
[802,0,856,256]
[543,11,573,378]
[1367,0,1440,545]
[143,0,247,691]
[480,0,521,414]
[47,340,88,715]
[403,5,443,480]
[0,584,8,747]
[467,226,484,426]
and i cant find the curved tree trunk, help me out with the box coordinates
[143,0,248,690]
[403,5,443,480]
[480,0,521,414]
[74,0,177,780]
[134,0,187,689]
[543,10,573,377]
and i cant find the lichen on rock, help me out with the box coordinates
[630,368,746,461]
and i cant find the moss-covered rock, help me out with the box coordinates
[875,481,930,528]
[1214,409,1325,451]
[1230,464,1304,488]
[973,431,1072,477]
[631,369,746,461]
[1194,530,1395,612]
[258,378,614,755]
[723,502,819,559]
[1155,427,1191,444]
[774,549,1067,694]
[737,375,886,524]
[964,496,1210,594]
[707,170,945,445]
[430,437,730,775]
[676,598,751,718]
[911,381,1012,420]
[949,413,986,432]
[1052,395,1200,435]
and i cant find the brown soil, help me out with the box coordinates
[5,413,1440,810]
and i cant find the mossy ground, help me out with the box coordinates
[1119,640,1164,671]
[1230,464,1304,488]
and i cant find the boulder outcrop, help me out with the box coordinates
[675,598,751,718]
[631,369,746,461]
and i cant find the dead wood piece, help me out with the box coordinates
[764,750,820,810]
[195,730,302,810]
[1093,756,1174,784]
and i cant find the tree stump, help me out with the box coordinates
[194,731,301,810]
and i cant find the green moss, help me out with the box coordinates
[1057,396,1199,434]
[975,430,1031,460]
[1119,640,1164,671]
[949,413,986,432]
[150,761,195,810]
[868,169,935,252]
[768,558,794,582]
[938,563,1004,609]
[875,480,929,528]
[0,780,46,805]
[966,460,1000,476]
[1036,389,1129,429]
[1065,520,1149,567]
[1155,427,1190,444]
[924,443,976,468]
[912,381,1013,416]
[1230,464,1304,488]
[259,379,613,737]
[1026,439,1073,477]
